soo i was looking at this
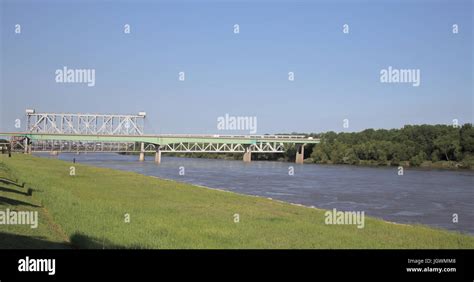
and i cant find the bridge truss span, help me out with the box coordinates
[26,110,146,135]
[147,141,286,153]
[21,139,288,154]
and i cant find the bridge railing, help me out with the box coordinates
[0,132,318,140]
[154,134,314,139]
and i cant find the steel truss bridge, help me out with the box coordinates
[0,110,320,164]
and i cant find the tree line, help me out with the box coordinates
[302,124,474,169]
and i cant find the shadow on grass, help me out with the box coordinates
[0,231,71,249]
[0,232,142,249]
[0,177,25,188]
[0,185,29,196]
[70,233,142,249]
[0,196,40,207]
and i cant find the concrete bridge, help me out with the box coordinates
[0,110,320,164]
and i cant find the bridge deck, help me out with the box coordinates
[0,132,320,145]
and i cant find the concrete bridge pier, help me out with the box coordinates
[243,147,252,163]
[154,146,161,164]
[139,142,145,161]
[295,144,305,164]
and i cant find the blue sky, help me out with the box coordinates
[1,0,472,134]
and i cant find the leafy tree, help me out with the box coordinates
[460,124,474,153]
[410,151,427,166]
[342,148,359,164]
[434,135,459,161]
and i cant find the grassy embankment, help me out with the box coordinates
[0,154,473,249]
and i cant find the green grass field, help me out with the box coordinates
[0,154,473,249]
